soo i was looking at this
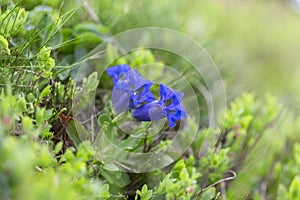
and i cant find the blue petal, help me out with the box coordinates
[159,84,184,106]
[106,64,131,84]
[132,84,187,127]
[130,82,155,108]
[111,69,155,113]
[167,115,176,128]
[165,105,187,128]
[166,105,187,118]
[132,101,165,121]
[111,87,131,114]
[158,84,187,127]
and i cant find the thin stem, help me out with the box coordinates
[196,170,237,200]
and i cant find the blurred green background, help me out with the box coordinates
[88,0,300,105]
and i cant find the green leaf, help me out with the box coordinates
[135,184,152,200]
[74,22,107,39]
[54,142,63,154]
[98,184,110,199]
[77,32,102,44]
[27,93,35,102]
[288,176,300,200]
[118,136,142,151]
[180,168,190,183]
[98,114,112,126]
[40,85,52,99]
[156,173,173,194]
[44,109,53,121]
[87,71,99,91]
[65,118,88,148]
[172,159,186,178]
[0,35,10,55]
[36,107,45,125]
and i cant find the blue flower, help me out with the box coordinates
[106,65,187,127]
[106,64,131,85]
[132,84,187,128]
[107,66,155,114]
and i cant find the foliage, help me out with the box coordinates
[0,1,299,200]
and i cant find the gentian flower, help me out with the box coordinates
[132,84,187,128]
[106,64,131,85]
[107,65,155,114]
